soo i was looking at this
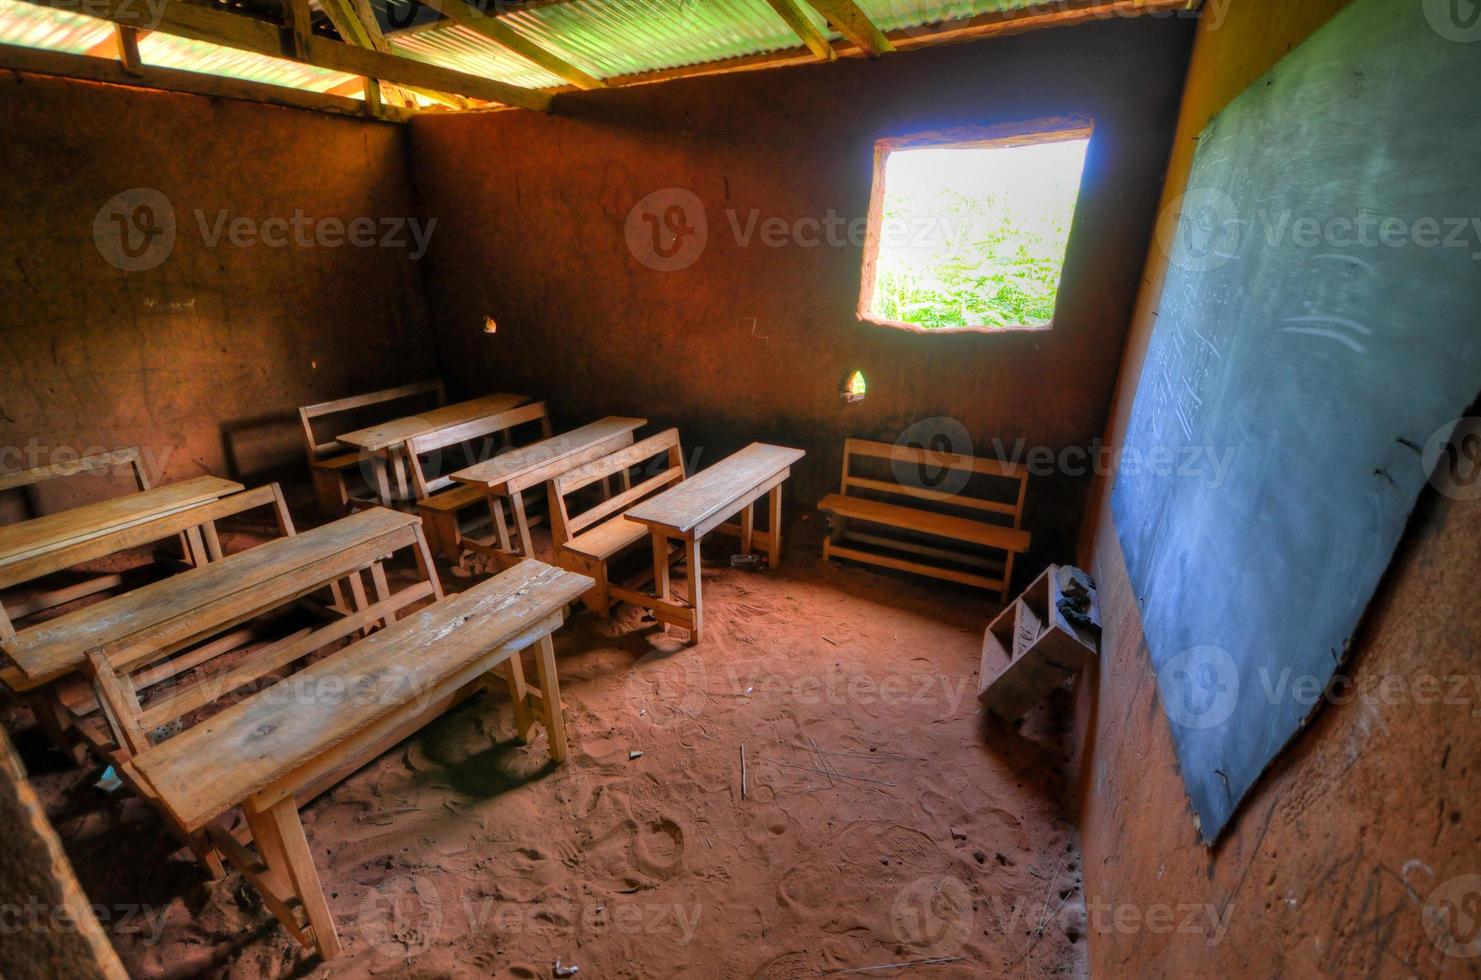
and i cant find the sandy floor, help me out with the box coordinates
[14,519,1087,979]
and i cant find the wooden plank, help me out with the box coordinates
[0,477,243,568]
[0,42,411,122]
[2,509,420,686]
[845,437,1026,479]
[424,0,606,89]
[825,542,1003,592]
[19,0,551,109]
[842,475,1019,517]
[316,0,415,107]
[761,0,835,61]
[817,494,1030,553]
[801,0,892,56]
[133,561,592,833]
[0,484,282,592]
[337,393,530,452]
[452,417,646,493]
[627,443,805,537]
[553,429,680,497]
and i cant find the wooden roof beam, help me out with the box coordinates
[800,0,891,57]
[315,0,416,107]
[422,0,606,89]
[20,0,551,109]
[761,0,835,62]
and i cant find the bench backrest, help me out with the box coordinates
[404,401,552,499]
[298,380,445,463]
[549,429,685,546]
[0,447,150,496]
[77,512,441,761]
[839,437,1028,528]
[0,485,296,642]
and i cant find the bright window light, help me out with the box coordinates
[862,132,1091,332]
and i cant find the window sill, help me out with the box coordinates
[856,311,1055,336]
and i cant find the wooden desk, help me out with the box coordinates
[0,476,242,571]
[336,393,530,506]
[0,508,429,693]
[451,416,645,564]
[626,443,804,643]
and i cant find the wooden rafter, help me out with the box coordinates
[761,0,835,62]
[20,0,551,109]
[422,0,605,90]
[799,0,891,57]
[0,41,415,121]
[315,0,416,107]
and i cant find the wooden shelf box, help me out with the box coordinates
[978,564,1100,721]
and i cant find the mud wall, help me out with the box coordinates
[409,16,1196,564]
[1075,0,1481,973]
[0,72,437,517]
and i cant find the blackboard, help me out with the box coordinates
[1111,0,1481,843]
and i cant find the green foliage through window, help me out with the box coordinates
[867,137,1090,330]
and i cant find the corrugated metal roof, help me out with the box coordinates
[0,0,1100,106]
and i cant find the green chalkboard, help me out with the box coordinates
[1112,0,1481,842]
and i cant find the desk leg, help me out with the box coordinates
[740,503,755,554]
[389,449,410,505]
[533,634,569,763]
[651,531,671,633]
[767,484,783,570]
[510,490,534,559]
[368,454,393,508]
[245,796,341,960]
[684,536,703,645]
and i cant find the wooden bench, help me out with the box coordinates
[450,416,647,566]
[124,560,592,960]
[626,443,805,644]
[549,429,687,615]
[336,392,531,508]
[817,438,1030,601]
[298,380,444,515]
[406,401,552,559]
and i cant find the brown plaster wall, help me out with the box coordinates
[1075,0,1481,974]
[409,16,1196,565]
[0,73,437,517]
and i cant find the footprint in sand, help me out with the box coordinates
[749,952,812,979]
[630,816,687,880]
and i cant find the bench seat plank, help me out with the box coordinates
[627,444,804,537]
[418,483,486,512]
[564,515,647,562]
[132,560,592,833]
[310,451,361,472]
[2,508,419,687]
[451,417,646,494]
[0,476,243,568]
[817,493,1030,553]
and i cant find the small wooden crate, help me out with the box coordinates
[978,564,1099,721]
